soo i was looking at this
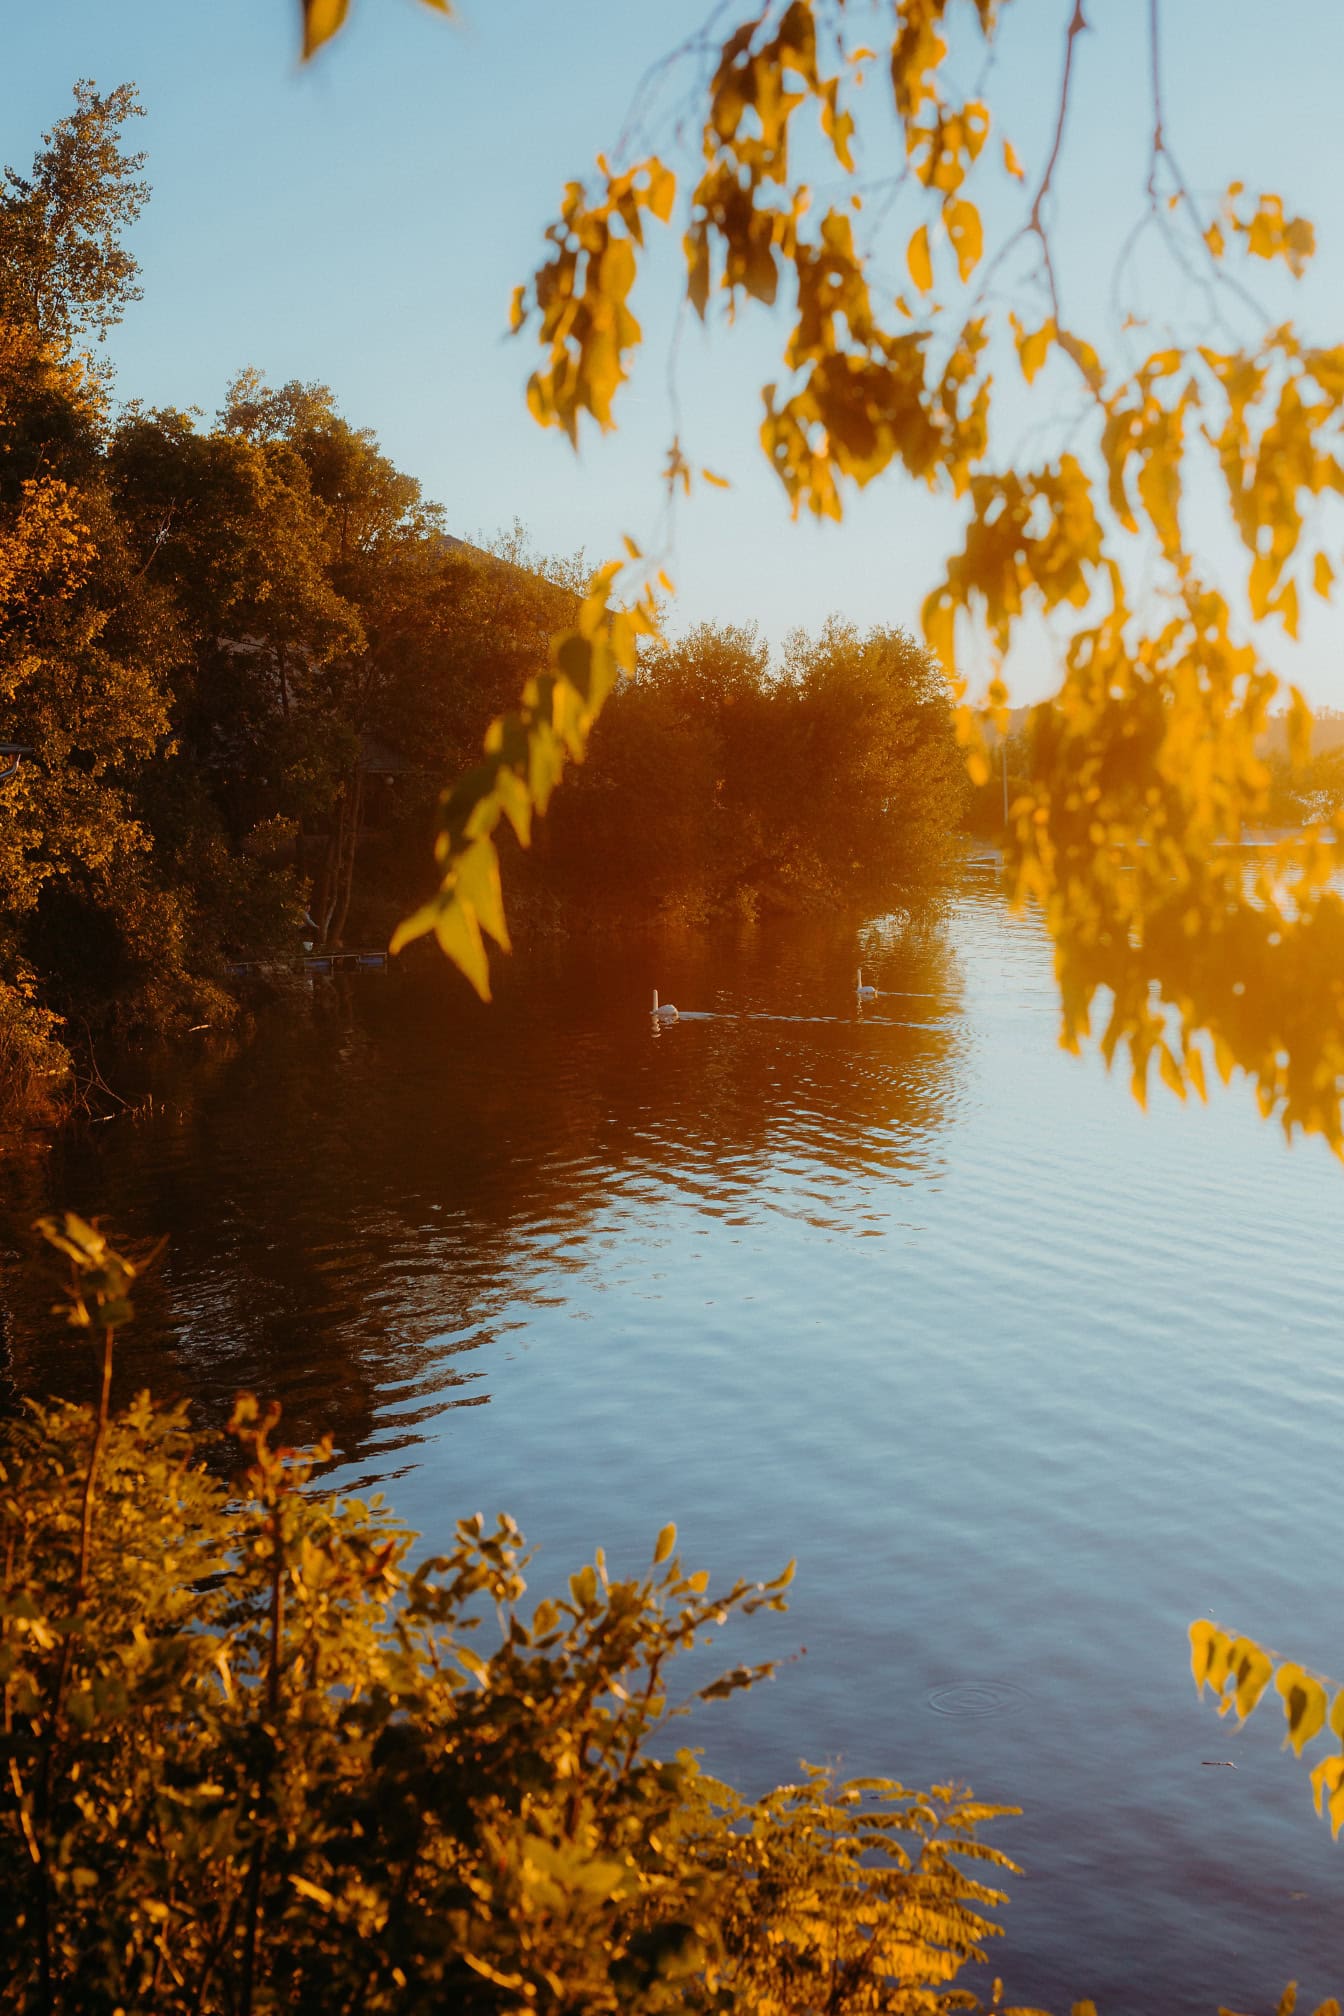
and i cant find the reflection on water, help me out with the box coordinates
[3,877,1343,2011]
[1,903,964,1464]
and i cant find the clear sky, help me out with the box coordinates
[5,0,1344,702]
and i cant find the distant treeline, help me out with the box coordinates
[0,83,965,1114]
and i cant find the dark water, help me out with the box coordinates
[3,875,1343,2010]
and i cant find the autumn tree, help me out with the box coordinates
[543,619,962,919]
[107,402,362,944]
[0,79,147,358]
[0,82,152,1097]
[779,619,965,895]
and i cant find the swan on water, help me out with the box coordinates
[856,967,876,1000]
[651,989,679,1021]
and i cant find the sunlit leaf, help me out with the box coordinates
[300,0,350,59]
[1275,1663,1328,1755]
[944,198,983,283]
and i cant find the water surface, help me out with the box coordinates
[3,876,1342,2010]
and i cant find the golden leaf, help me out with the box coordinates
[907,223,933,293]
[1016,321,1055,386]
[1311,1756,1344,1838]
[1003,138,1024,180]
[646,159,676,224]
[1189,1620,1232,1698]
[301,0,350,58]
[1275,1663,1328,1756]
[944,198,983,283]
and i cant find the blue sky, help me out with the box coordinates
[5,0,1344,702]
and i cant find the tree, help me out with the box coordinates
[542,619,962,919]
[107,400,362,943]
[0,80,147,359]
[0,323,194,1077]
[779,620,965,896]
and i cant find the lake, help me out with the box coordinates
[3,870,1342,2011]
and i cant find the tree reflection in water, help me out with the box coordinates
[0,903,964,1477]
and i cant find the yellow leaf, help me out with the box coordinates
[700,467,731,489]
[1017,321,1055,386]
[653,1522,677,1565]
[1311,1756,1344,1837]
[1228,1635,1274,1719]
[1185,1045,1207,1103]
[907,223,933,294]
[646,159,676,225]
[1204,220,1225,259]
[1189,1620,1232,1697]
[1272,578,1300,641]
[289,1875,337,1910]
[944,198,983,283]
[1003,138,1024,180]
[1157,1043,1185,1100]
[456,836,511,952]
[1314,552,1334,600]
[1275,1663,1328,1756]
[301,0,350,58]
[1058,329,1103,392]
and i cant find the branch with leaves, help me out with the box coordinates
[309,0,1344,1146]
[1191,1620,1344,1844]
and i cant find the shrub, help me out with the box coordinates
[0,1217,1035,2015]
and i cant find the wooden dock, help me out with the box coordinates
[226,949,389,978]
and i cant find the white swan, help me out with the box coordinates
[651,989,679,1021]
[856,967,876,1000]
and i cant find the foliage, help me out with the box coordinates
[0,1217,1041,2015]
[0,76,971,1061]
[1190,1621,1344,1847]
[0,965,70,1122]
[0,80,147,356]
[387,555,662,996]
[1263,745,1344,830]
[541,619,963,920]
[296,2,1344,1153]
